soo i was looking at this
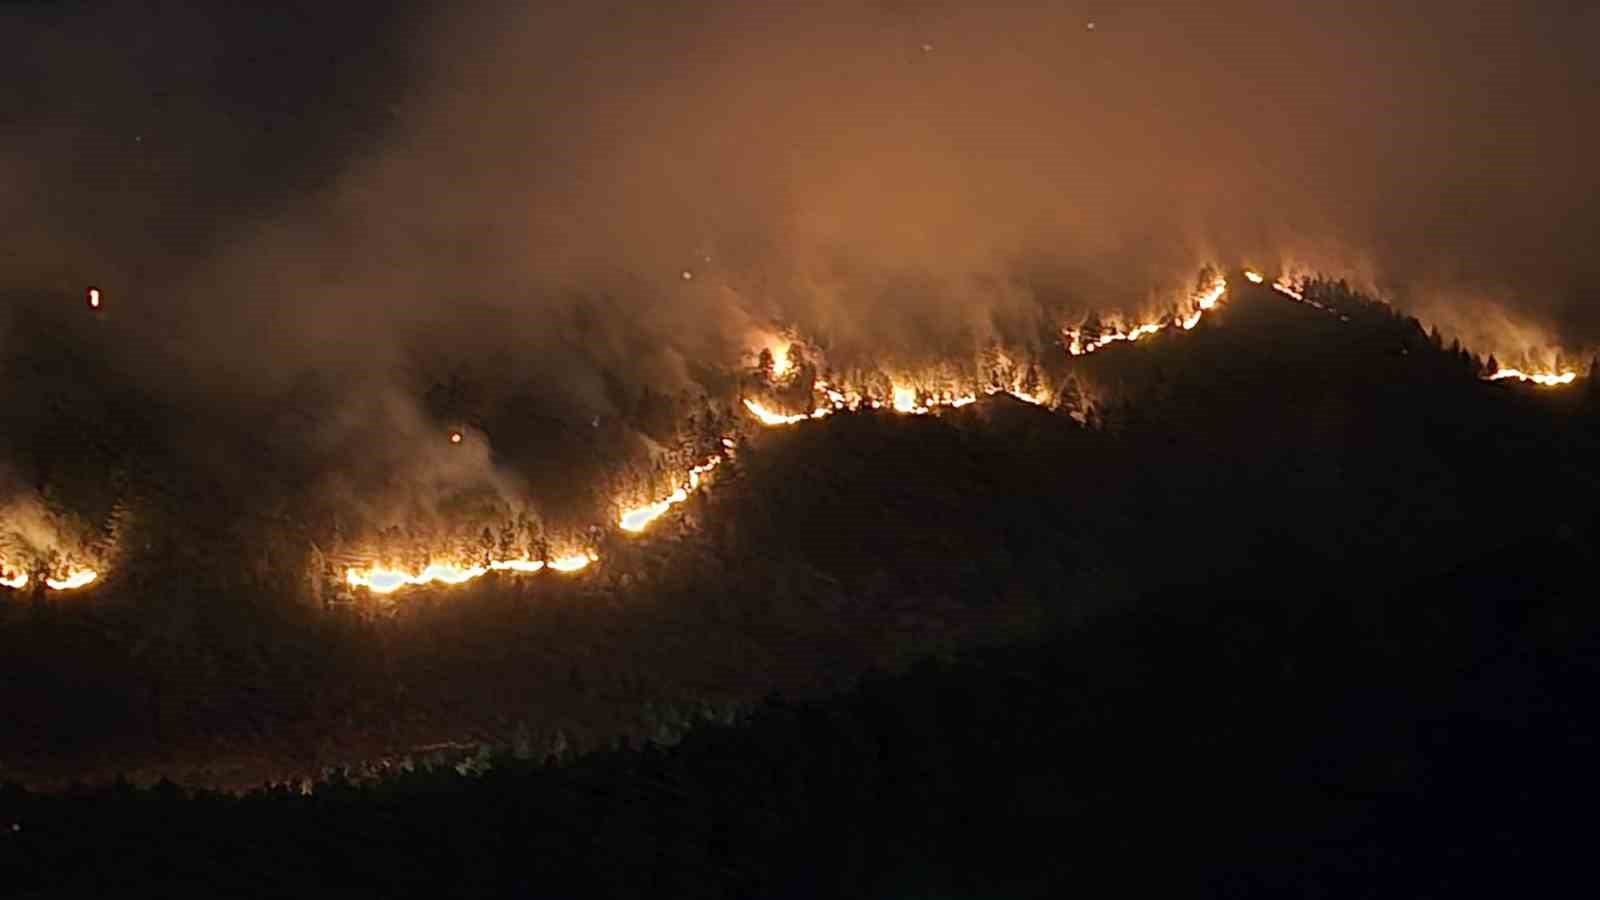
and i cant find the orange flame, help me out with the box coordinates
[619,452,726,533]
[744,376,1043,429]
[45,569,98,591]
[547,551,598,573]
[1,561,100,591]
[345,553,597,595]
[1263,274,1577,384]
[1487,368,1578,386]
[1064,275,1228,356]
[742,398,816,426]
[0,566,27,590]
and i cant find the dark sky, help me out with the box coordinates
[3,0,1597,395]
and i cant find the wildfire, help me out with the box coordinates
[45,569,98,591]
[345,552,598,595]
[1487,368,1578,386]
[619,452,726,533]
[743,398,818,426]
[548,551,598,573]
[1064,275,1228,356]
[769,342,795,378]
[1265,274,1582,385]
[0,562,100,591]
[743,373,1043,429]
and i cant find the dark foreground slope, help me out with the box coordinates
[2,276,1599,789]
[2,536,1592,897]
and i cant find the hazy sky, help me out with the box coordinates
[3,0,1597,394]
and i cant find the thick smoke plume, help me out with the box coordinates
[3,1,1597,507]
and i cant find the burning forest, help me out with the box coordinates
[1,261,1591,605]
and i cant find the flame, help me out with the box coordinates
[1064,275,1228,356]
[768,341,795,378]
[45,569,98,591]
[1,561,101,591]
[548,552,598,573]
[1243,270,1265,284]
[346,553,594,594]
[744,374,1043,429]
[1264,274,1576,384]
[743,398,814,426]
[449,430,463,444]
[1487,368,1578,386]
[619,453,725,533]
[86,287,101,309]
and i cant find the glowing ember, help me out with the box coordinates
[45,569,98,591]
[1487,368,1578,386]
[449,430,463,445]
[619,453,724,533]
[1243,270,1265,284]
[86,287,101,309]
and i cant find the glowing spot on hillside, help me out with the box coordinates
[46,569,98,591]
[619,453,725,533]
[1487,368,1578,386]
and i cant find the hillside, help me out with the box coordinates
[1,274,1597,788]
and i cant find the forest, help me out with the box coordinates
[2,275,1597,893]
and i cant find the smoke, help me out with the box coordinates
[3,0,1598,514]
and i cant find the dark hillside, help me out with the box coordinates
[2,535,1590,896]
[2,275,1597,789]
